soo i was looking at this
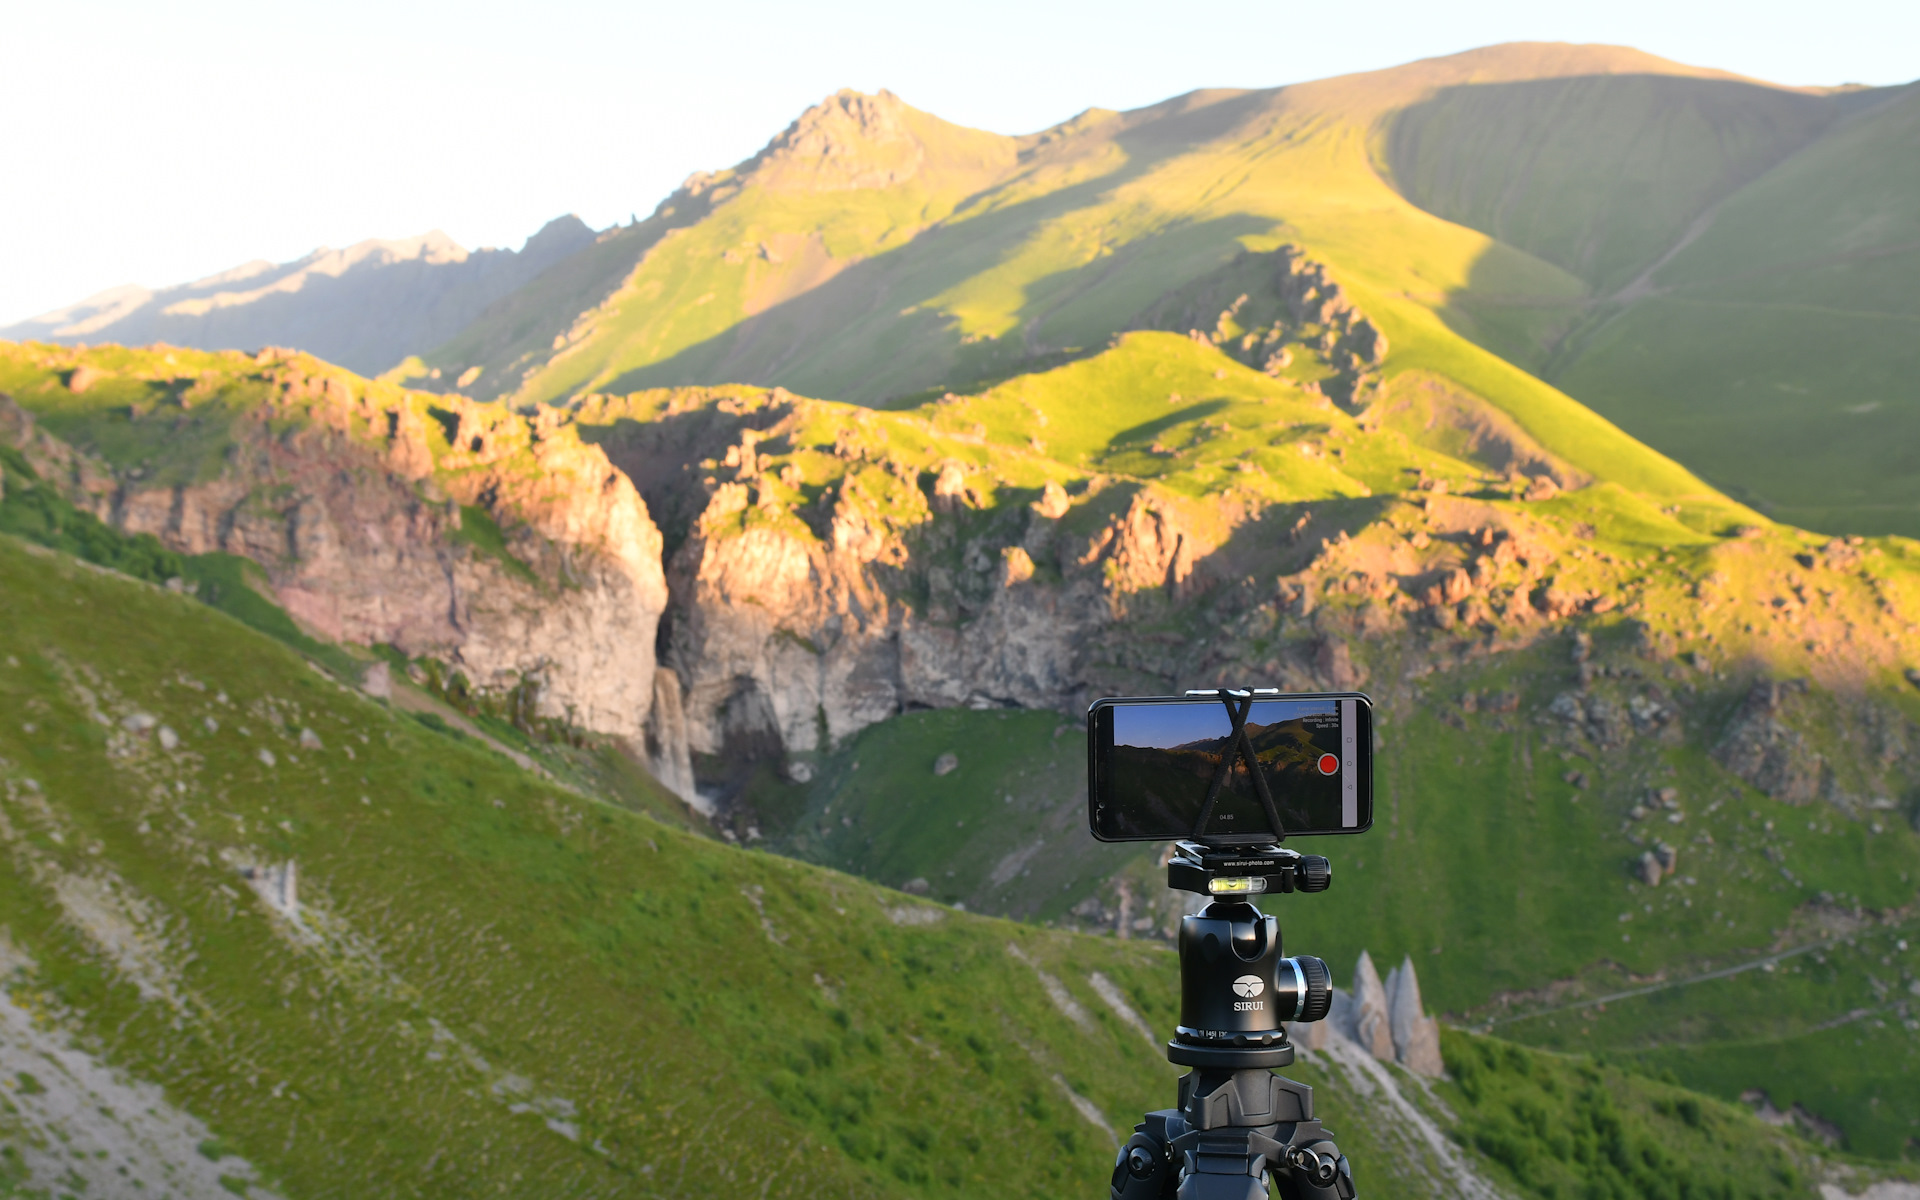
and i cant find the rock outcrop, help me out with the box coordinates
[577,390,1216,785]
[1129,246,1389,404]
[1714,680,1828,804]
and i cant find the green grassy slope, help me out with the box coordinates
[783,630,1920,1157]
[1549,84,1920,535]
[427,92,1023,404]
[11,313,1916,1159]
[0,530,1871,1198]
[0,531,1159,1198]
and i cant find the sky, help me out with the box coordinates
[4,0,1914,325]
[1113,700,1336,749]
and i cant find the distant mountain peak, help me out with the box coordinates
[523,214,593,253]
[667,87,1015,206]
[750,87,926,192]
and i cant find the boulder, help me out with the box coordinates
[1032,481,1071,519]
[1713,680,1826,804]
[360,660,392,700]
[1001,546,1036,587]
[1315,639,1359,690]
[1522,475,1559,502]
[931,462,969,513]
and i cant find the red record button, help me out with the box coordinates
[1317,753,1339,776]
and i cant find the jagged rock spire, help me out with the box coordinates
[1351,949,1394,1060]
[1386,955,1445,1077]
[1289,950,1444,1079]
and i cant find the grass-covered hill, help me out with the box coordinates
[14,44,1911,536]
[6,523,1877,1199]
[1382,61,1920,536]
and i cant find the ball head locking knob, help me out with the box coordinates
[1296,954,1332,1022]
[1296,855,1332,892]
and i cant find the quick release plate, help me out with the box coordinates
[1165,841,1332,899]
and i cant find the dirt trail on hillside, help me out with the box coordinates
[0,937,280,1198]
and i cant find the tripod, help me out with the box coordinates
[1110,842,1355,1200]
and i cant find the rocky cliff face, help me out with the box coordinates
[571,389,1186,776]
[0,346,669,768]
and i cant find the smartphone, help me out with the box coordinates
[1087,691,1373,844]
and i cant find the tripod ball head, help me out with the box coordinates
[1163,843,1337,1068]
[1170,899,1333,1068]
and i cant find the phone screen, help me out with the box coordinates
[1087,693,1372,843]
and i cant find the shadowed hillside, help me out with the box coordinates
[1547,83,1920,535]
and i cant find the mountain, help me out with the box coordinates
[1379,63,1920,536]
[407,46,1916,540]
[2,216,598,376]
[0,486,1871,1200]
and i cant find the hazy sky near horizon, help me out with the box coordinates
[4,0,1914,325]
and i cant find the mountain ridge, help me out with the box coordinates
[3,215,597,376]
